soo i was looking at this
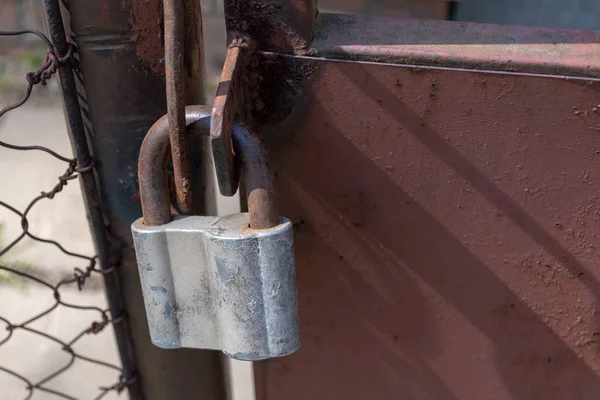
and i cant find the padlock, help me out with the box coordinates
[131,105,300,360]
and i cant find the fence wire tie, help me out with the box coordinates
[41,162,77,199]
[75,158,96,173]
[100,373,138,394]
[26,42,73,86]
[72,266,92,291]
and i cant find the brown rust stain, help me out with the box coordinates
[225,0,315,54]
[130,0,165,75]
[253,52,316,129]
[99,0,111,25]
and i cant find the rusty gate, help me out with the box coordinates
[15,0,600,398]
[248,9,600,400]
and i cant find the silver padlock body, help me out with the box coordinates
[131,213,300,360]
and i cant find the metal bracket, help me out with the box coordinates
[210,37,254,197]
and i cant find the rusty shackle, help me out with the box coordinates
[138,105,279,229]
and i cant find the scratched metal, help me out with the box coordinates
[254,30,600,400]
[132,213,299,360]
[224,0,316,53]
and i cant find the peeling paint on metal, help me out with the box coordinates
[130,0,165,75]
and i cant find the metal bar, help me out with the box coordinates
[41,0,142,398]
[232,121,279,229]
[164,0,192,213]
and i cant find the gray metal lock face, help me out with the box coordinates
[131,213,299,360]
[130,106,300,361]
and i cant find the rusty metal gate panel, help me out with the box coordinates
[249,12,600,400]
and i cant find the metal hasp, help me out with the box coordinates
[131,106,300,360]
[211,0,317,196]
[210,37,252,196]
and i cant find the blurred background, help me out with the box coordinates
[1,0,599,398]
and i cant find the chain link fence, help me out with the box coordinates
[0,25,134,400]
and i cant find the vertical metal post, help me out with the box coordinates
[55,0,227,398]
[41,0,143,398]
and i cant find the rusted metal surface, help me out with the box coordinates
[224,0,316,53]
[253,29,600,400]
[63,0,227,398]
[313,13,600,77]
[216,0,317,195]
[232,120,279,229]
[140,105,278,229]
[139,106,212,226]
[210,38,247,197]
[164,0,192,213]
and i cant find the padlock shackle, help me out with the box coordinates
[139,105,279,229]
[232,120,279,230]
[139,105,212,226]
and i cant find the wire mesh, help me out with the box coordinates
[0,29,135,400]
